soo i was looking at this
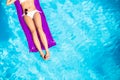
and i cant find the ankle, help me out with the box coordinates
[46,49,49,52]
[39,50,43,53]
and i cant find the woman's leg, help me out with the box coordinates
[23,15,45,59]
[33,12,50,60]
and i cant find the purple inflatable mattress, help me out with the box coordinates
[14,0,56,52]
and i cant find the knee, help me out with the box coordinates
[37,27,43,32]
[31,29,37,35]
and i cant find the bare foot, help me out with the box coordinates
[44,50,50,60]
[39,51,45,60]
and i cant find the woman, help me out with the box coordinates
[6,0,50,60]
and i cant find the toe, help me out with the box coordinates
[44,55,49,60]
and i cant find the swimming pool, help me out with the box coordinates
[0,0,120,80]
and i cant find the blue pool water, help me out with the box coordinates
[0,0,120,80]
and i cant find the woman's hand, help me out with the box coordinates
[6,0,16,6]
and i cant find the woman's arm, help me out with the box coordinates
[6,0,16,6]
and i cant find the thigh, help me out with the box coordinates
[23,15,36,33]
[33,12,43,30]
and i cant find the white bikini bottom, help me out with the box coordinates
[22,10,42,19]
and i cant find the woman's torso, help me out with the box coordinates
[19,0,36,13]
